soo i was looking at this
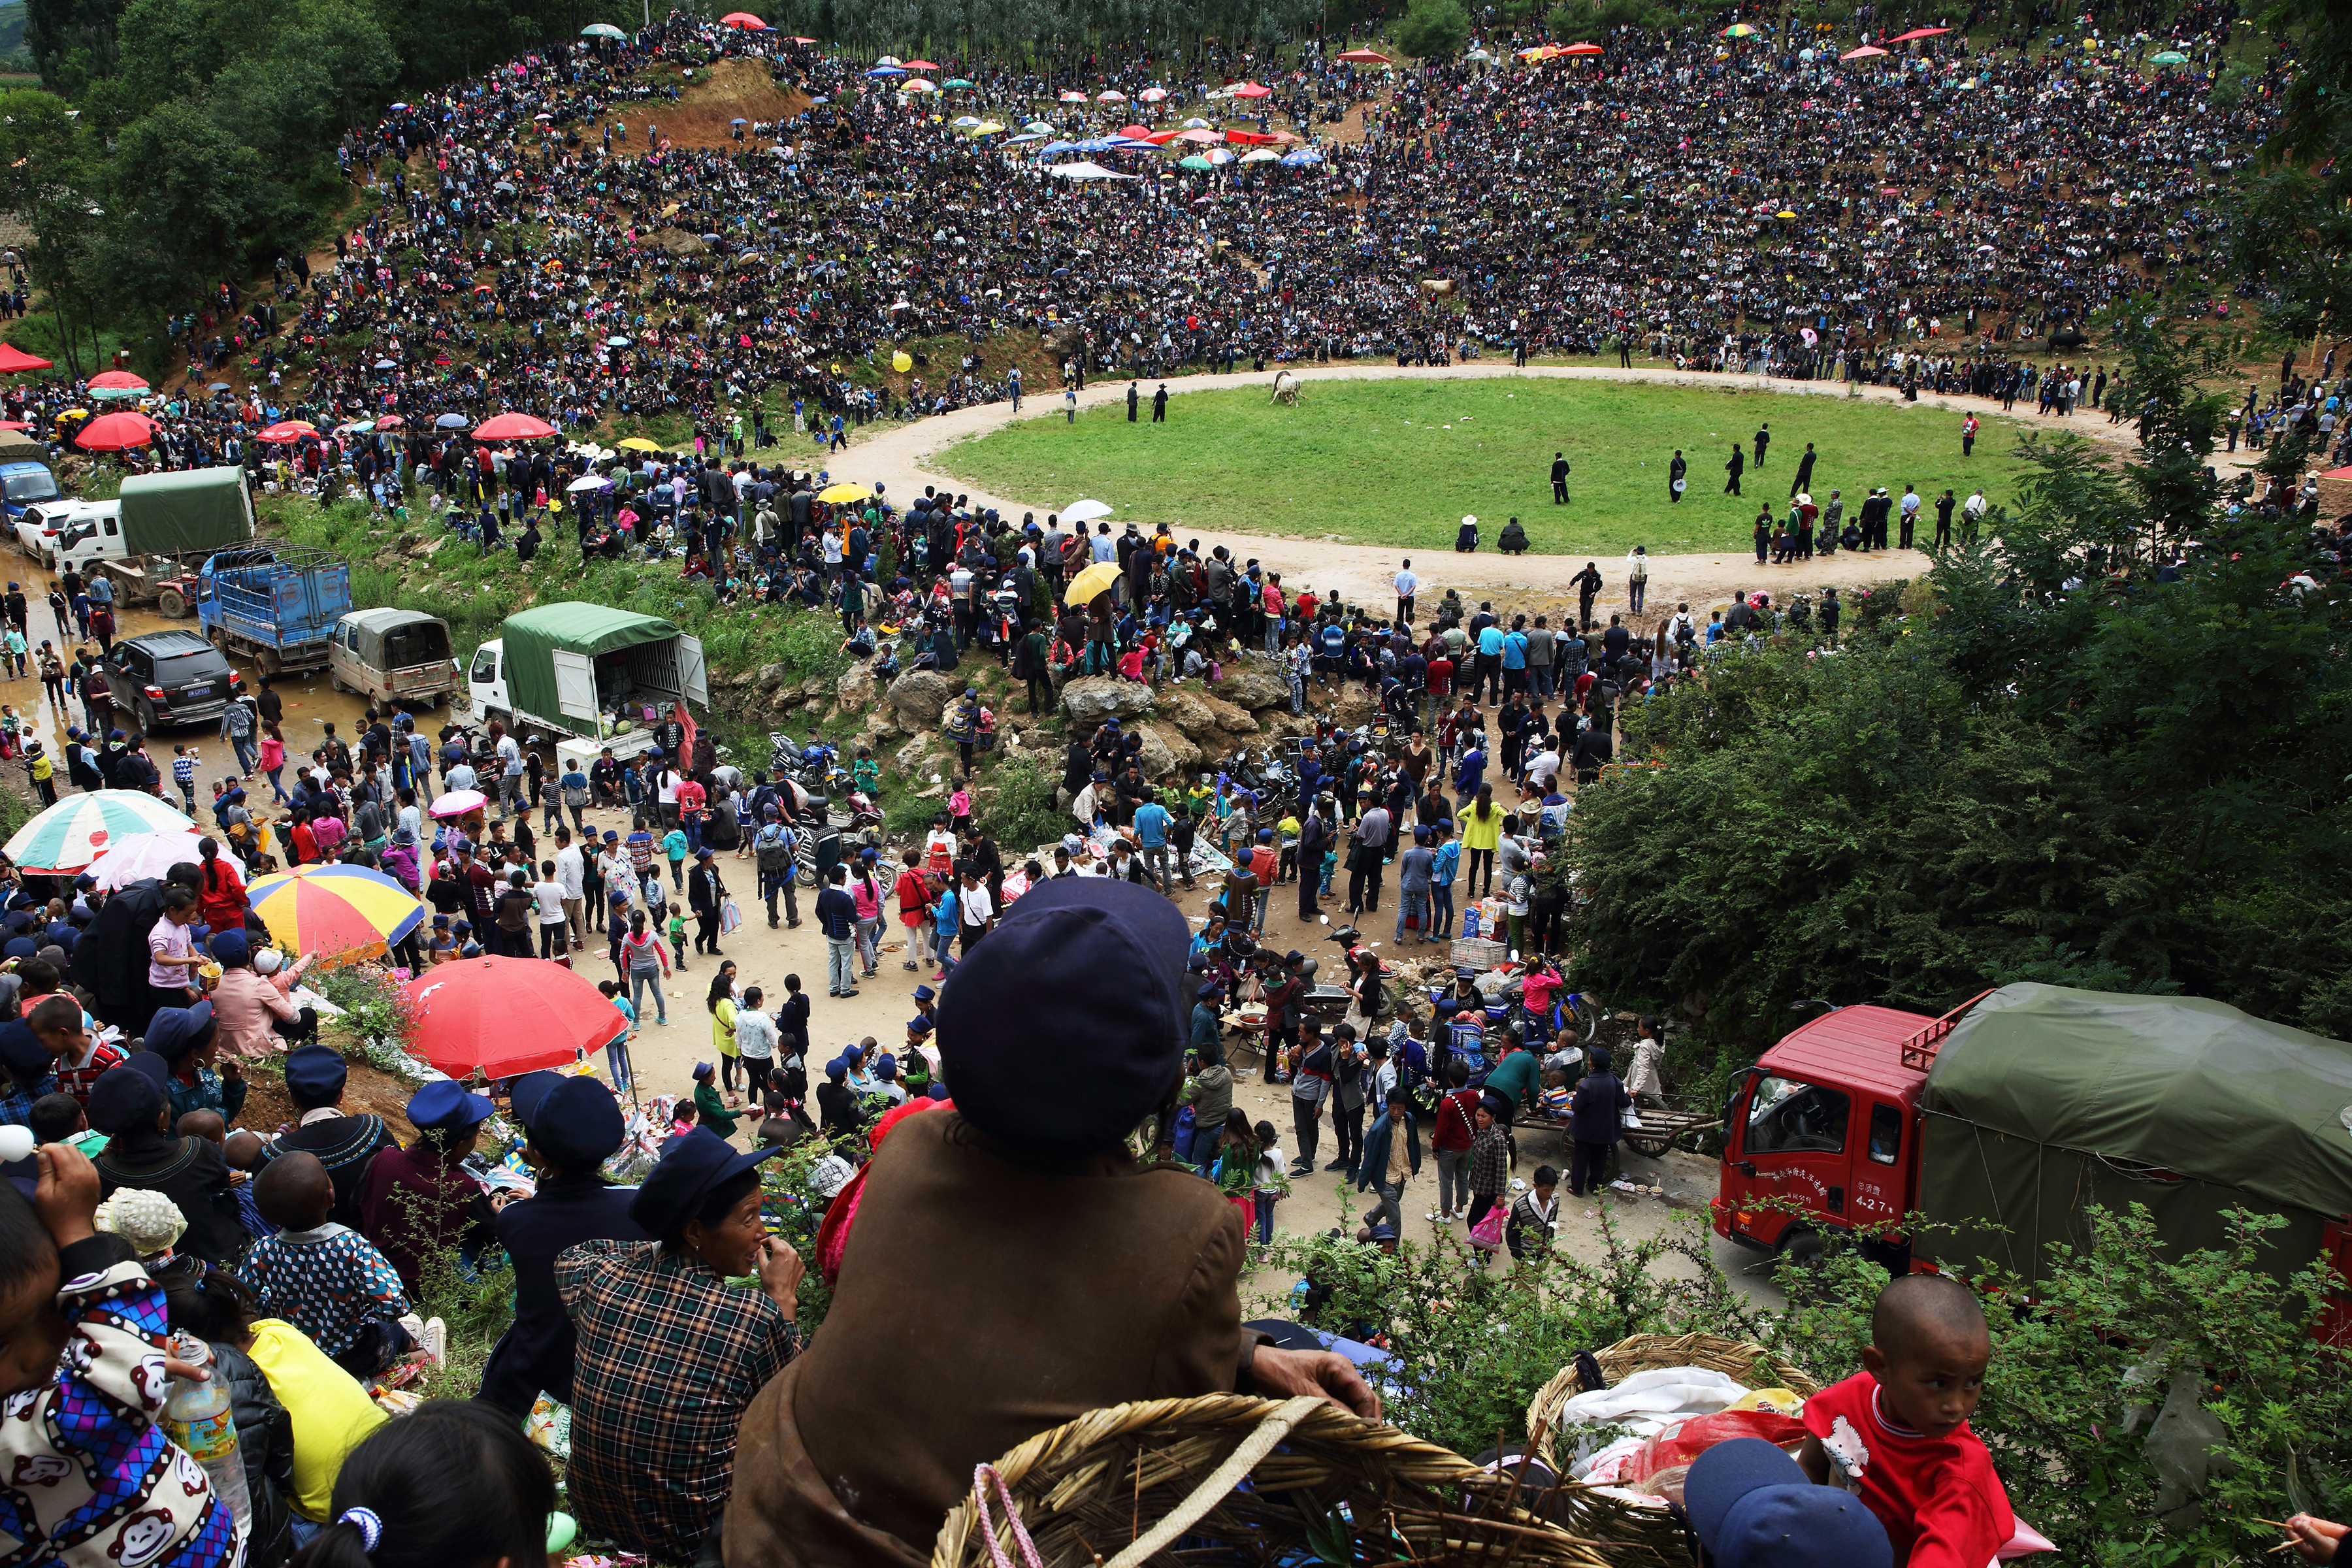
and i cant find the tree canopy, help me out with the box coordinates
[1562,331,2352,1057]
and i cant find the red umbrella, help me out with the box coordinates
[1888,25,1949,39]
[718,10,766,25]
[1336,48,1392,62]
[1842,44,1889,57]
[257,421,315,443]
[375,414,406,429]
[904,59,939,69]
[1118,123,1152,138]
[1560,42,1605,54]
[472,411,557,440]
[74,411,154,450]
[0,344,51,373]
[402,956,625,1079]
[88,369,148,390]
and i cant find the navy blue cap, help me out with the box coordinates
[524,1076,627,1168]
[144,1002,216,1062]
[911,985,935,1003]
[939,877,1189,1154]
[0,1019,50,1079]
[4,938,35,962]
[507,1070,564,1128]
[906,1017,933,1035]
[208,928,250,966]
[627,1127,782,1237]
[1686,1439,1890,1568]
[87,1056,165,1134]
[407,1078,495,1131]
[282,1044,348,1105]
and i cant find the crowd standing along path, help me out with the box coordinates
[856,360,2166,616]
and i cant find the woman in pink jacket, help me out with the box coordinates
[206,927,319,1056]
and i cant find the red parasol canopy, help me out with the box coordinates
[718,10,768,25]
[1560,42,1605,54]
[257,421,316,444]
[1888,25,1950,39]
[473,412,558,440]
[375,414,406,429]
[402,956,628,1079]
[0,344,51,373]
[1842,44,1890,57]
[1228,81,1271,97]
[903,59,939,69]
[88,369,148,390]
[1335,48,1392,63]
[74,411,154,450]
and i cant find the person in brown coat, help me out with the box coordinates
[725,877,1378,1567]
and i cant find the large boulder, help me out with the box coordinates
[1137,719,1203,780]
[888,670,953,729]
[1060,675,1155,728]
[836,664,881,713]
[1213,663,1289,712]
[1159,685,1260,745]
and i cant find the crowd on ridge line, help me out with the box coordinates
[9,862,2183,1568]
[10,0,2347,499]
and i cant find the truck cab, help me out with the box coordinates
[469,638,510,717]
[1712,1003,1935,1267]
[53,501,127,576]
[0,459,59,523]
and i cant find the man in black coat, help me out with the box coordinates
[1752,423,1771,468]
[1722,444,1743,496]
[1789,442,1816,498]
[1126,382,1139,421]
[1550,451,1570,504]
[261,1045,395,1228]
[478,1075,647,1415]
[1151,384,1169,422]
[1668,449,1687,503]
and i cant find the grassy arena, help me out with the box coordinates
[936,378,2042,557]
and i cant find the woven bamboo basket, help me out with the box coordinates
[1524,1333,1824,1469]
[930,1393,1690,1568]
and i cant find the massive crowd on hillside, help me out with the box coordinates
[7,0,2331,487]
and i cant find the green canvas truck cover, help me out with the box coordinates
[118,467,255,554]
[1918,983,2352,1283]
[501,603,679,723]
[0,433,53,472]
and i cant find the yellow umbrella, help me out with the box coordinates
[1064,559,1122,606]
[819,482,873,503]
[616,436,661,451]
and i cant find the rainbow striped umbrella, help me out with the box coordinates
[248,863,426,963]
[5,791,194,874]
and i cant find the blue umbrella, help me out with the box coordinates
[1280,148,1324,166]
[434,412,468,427]
[1039,140,1077,155]
[865,65,905,76]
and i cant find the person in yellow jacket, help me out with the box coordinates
[22,736,54,805]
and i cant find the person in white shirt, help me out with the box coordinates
[734,985,780,1085]
[532,866,570,960]
[1392,559,1418,626]
[956,866,994,954]
[554,834,587,945]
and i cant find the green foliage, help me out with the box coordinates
[1260,1207,1770,1458]
[979,752,1066,857]
[1563,326,2352,1050]
[1772,1207,2352,1565]
[1393,0,1470,60]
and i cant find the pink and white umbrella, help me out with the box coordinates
[90,829,244,892]
[429,789,489,819]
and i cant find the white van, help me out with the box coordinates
[52,501,129,578]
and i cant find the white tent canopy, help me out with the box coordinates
[1047,161,1137,180]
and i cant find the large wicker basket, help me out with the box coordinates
[1525,1333,1823,1469]
[931,1393,1688,1568]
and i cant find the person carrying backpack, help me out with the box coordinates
[753,806,799,929]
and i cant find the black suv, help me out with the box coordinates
[107,630,242,732]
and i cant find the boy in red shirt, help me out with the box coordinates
[1801,1274,2014,1568]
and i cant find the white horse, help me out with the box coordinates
[1270,369,1303,404]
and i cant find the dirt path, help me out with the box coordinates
[826,361,2155,622]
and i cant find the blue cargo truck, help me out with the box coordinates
[195,546,354,674]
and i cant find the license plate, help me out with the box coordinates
[182,686,211,700]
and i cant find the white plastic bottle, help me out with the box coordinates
[163,1332,251,1540]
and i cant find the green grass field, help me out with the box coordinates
[938,378,2041,557]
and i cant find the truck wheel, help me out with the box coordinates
[155,587,188,619]
[257,649,283,678]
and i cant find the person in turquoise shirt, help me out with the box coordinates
[1501,620,1529,700]
[661,825,689,890]
[1475,620,1506,704]
[1429,822,1462,939]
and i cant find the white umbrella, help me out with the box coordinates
[1062,498,1115,521]
[566,473,612,491]
[90,830,244,893]
[1047,161,1137,180]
